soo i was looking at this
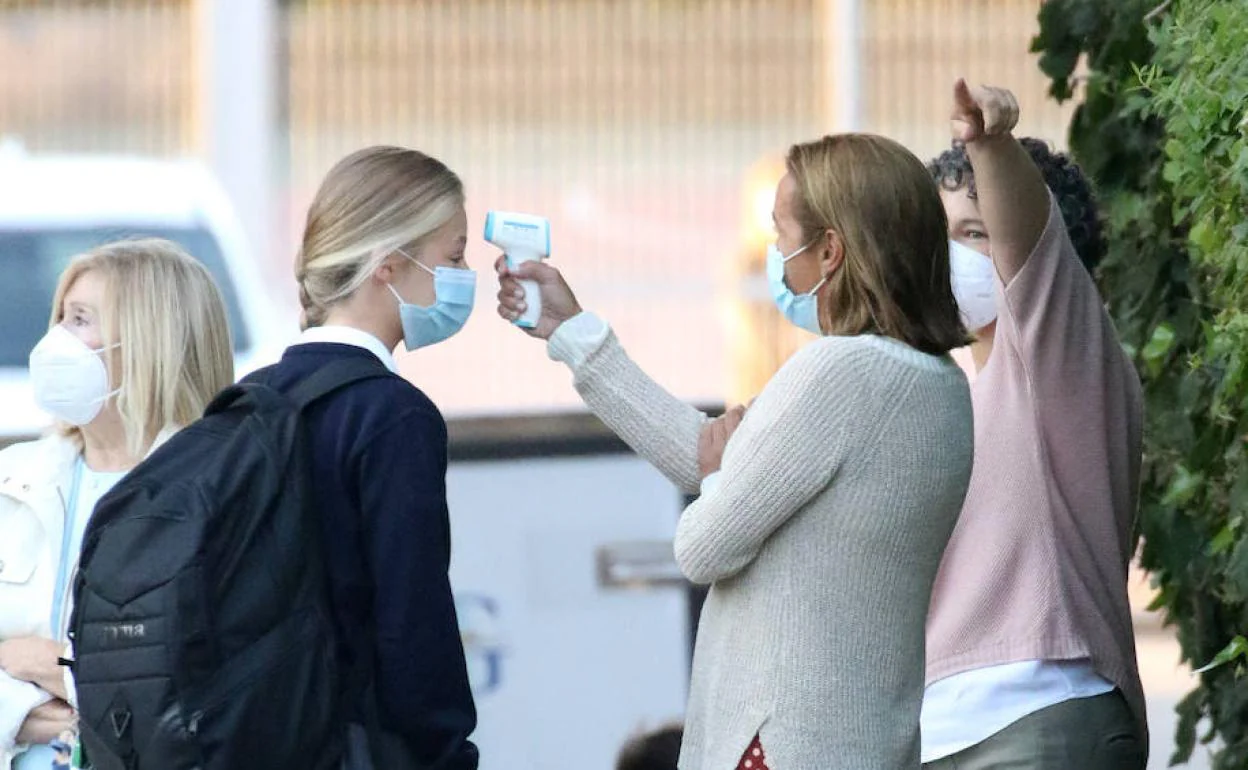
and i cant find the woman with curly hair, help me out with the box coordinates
[919,82,1147,769]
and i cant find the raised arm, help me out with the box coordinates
[496,258,709,493]
[952,79,1051,284]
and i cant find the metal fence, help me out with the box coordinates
[0,0,193,155]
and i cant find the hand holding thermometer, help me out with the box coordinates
[484,211,550,329]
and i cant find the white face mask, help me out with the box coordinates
[29,325,121,426]
[949,240,998,332]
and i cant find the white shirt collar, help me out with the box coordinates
[297,325,400,374]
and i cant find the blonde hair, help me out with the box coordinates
[49,239,235,455]
[297,146,464,328]
[786,134,970,355]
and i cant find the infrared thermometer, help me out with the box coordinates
[484,210,551,329]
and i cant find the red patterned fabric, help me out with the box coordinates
[735,735,770,770]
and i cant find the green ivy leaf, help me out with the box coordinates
[1210,524,1238,555]
[1143,322,1177,365]
[1163,465,1204,506]
[1224,539,1248,603]
[1173,687,1204,763]
[1191,216,1221,254]
[1231,467,1248,517]
[1195,635,1248,673]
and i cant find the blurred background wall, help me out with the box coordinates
[0,0,1074,414]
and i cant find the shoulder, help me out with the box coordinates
[782,335,868,372]
[269,343,445,427]
[0,438,45,472]
[0,434,76,479]
[337,377,448,455]
[785,335,961,384]
[748,338,874,419]
[348,374,441,416]
[761,336,967,424]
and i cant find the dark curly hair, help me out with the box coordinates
[927,138,1106,271]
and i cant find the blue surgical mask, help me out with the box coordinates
[389,251,477,350]
[766,240,825,335]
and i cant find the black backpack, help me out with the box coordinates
[67,357,390,770]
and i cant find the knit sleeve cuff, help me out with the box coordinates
[699,471,723,497]
[547,311,611,372]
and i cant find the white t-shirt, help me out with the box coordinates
[920,659,1115,761]
[49,463,126,639]
[66,467,127,578]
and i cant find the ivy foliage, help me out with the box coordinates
[1033,0,1248,765]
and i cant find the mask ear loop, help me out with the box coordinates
[394,247,436,277]
[388,248,438,307]
[779,237,821,298]
[95,340,123,406]
[95,386,123,406]
[780,238,818,264]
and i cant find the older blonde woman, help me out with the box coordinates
[498,134,975,768]
[0,239,233,770]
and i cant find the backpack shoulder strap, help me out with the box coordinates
[287,355,393,411]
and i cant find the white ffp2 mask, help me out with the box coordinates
[949,240,998,332]
[29,325,120,426]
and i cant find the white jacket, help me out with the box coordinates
[0,433,80,769]
[0,430,173,769]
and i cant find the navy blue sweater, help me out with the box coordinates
[265,342,477,768]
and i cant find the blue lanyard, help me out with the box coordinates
[50,457,85,638]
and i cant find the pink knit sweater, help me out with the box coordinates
[925,194,1147,740]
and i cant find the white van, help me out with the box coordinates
[0,146,290,444]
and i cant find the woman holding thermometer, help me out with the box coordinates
[496,132,975,769]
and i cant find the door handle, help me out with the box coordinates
[595,539,684,589]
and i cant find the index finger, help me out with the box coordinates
[952,78,977,112]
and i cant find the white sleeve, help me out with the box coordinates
[0,669,52,753]
[674,340,862,584]
[547,311,710,493]
[547,311,611,370]
[698,471,724,497]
